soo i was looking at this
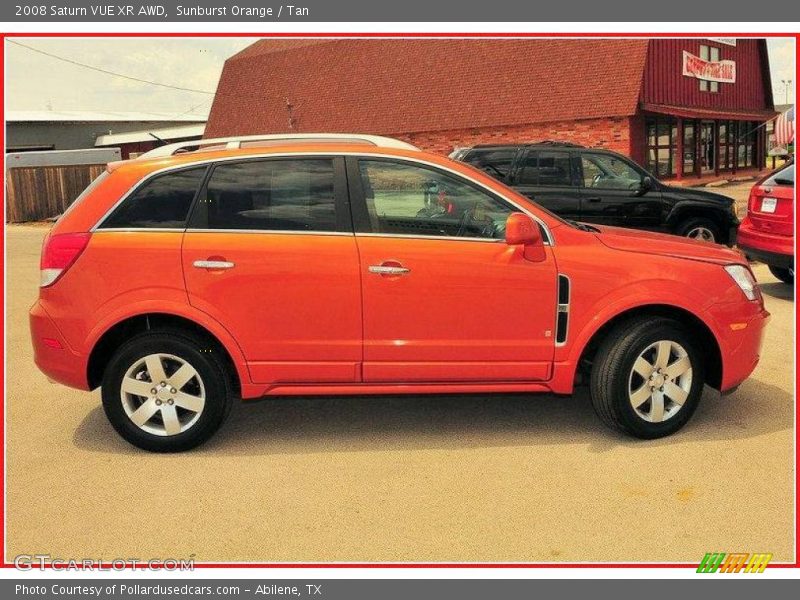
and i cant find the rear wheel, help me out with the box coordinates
[769,265,794,285]
[101,330,233,452]
[676,217,722,244]
[590,317,705,439]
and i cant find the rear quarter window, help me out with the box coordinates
[462,148,517,181]
[99,166,207,229]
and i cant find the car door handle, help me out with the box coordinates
[368,264,410,276]
[193,260,235,270]
[586,197,602,203]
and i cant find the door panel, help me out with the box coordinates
[183,232,362,384]
[579,152,663,228]
[181,156,362,386]
[356,236,557,383]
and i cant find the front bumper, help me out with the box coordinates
[710,300,770,392]
[29,301,90,391]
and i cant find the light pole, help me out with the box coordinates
[781,79,792,104]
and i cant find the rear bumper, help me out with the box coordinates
[737,220,794,269]
[29,301,90,391]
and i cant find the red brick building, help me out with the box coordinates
[206,38,776,181]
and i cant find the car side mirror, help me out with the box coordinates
[505,213,545,262]
[637,176,653,196]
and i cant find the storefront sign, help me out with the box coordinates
[708,38,737,46]
[682,51,736,83]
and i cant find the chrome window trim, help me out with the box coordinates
[90,151,555,245]
[94,227,186,233]
[356,232,505,244]
[186,229,353,236]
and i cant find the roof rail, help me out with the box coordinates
[137,133,419,159]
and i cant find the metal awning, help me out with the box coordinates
[95,123,205,147]
[641,103,778,122]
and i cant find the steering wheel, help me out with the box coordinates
[455,207,496,238]
[592,173,604,186]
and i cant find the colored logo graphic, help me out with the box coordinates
[696,552,772,573]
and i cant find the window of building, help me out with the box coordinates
[718,121,735,171]
[645,117,677,177]
[699,45,720,93]
[461,148,517,181]
[357,159,513,239]
[516,151,573,187]
[203,159,338,231]
[683,122,696,175]
[101,167,206,229]
[737,121,759,168]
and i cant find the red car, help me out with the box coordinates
[738,162,795,284]
[30,134,769,452]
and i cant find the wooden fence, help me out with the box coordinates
[5,164,105,223]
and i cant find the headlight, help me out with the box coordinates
[725,264,759,301]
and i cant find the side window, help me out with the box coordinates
[461,148,516,181]
[517,151,572,187]
[100,167,206,229]
[203,159,337,231]
[582,154,643,190]
[358,160,513,240]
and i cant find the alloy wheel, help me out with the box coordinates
[627,340,693,423]
[120,353,206,436]
[686,227,715,242]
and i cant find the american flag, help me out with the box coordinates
[774,106,795,146]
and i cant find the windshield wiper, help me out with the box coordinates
[566,219,601,233]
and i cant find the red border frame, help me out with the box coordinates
[1,30,797,571]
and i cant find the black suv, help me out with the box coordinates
[451,142,739,245]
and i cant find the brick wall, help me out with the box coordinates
[391,116,635,158]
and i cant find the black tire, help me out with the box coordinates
[769,265,794,285]
[590,316,705,439]
[101,329,233,452]
[675,217,722,244]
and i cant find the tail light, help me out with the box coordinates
[40,232,91,287]
[747,187,764,213]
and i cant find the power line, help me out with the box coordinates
[7,39,217,95]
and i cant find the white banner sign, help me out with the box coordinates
[682,51,736,83]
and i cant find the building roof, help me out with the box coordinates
[6,110,207,123]
[205,39,650,137]
[94,123,206,146]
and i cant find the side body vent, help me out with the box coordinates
[556,275,571,346]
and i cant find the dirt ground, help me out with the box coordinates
[4,194,795,563]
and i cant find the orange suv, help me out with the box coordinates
[30,134,769,452]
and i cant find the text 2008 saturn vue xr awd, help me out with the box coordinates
[30,134,769,452]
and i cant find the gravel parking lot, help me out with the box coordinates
[5,196,794,563]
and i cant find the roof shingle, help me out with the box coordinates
[205,39,650,138]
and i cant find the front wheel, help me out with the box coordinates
[676,217,722,244]
[769,265,794,285]
[101,330,233,452]
[590,317,705,439]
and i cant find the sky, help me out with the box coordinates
[4,37,796,118]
